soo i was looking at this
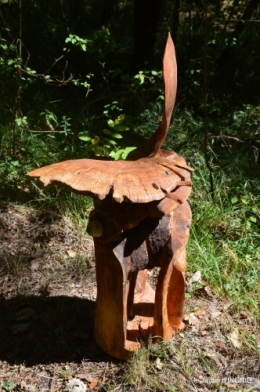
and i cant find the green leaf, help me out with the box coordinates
[3,380,15,392]
[249,216,257,223]
[105,139,117,145]
[114,125,129,131]
[114,114,125,125]
[107,119,115,128]
[231,196,238,204]
[121,147,136,159]
[102,129,111,135]
[112,133,123,139]
[78,132,91,142]
[91,136,100,145]
[110,150,121,160]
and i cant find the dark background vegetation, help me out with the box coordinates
[0,0,260,199]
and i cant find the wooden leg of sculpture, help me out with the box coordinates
[94,202,191,359]
[94,240,155,359]
[94,240,131,359]
[153,202,192,339]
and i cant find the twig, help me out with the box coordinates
[210,135,259,163]
[210,135,245,143]
[210,134,260,147]
[28,130,65,133]
[225,19,260,23]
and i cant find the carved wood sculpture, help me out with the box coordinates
[27,34,193,360]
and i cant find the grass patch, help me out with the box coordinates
[187,170,260,317]
[0,105,259,391]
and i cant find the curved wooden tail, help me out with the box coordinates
[127,33,177,161]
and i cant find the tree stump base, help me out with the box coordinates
[90,200,191,359]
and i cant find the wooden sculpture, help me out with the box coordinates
[27,34,193,360]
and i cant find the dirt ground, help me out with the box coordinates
[0,203,259,391]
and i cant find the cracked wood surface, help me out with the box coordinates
[27,155,193,203]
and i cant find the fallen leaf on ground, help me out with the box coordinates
[194,308,205,317]
[77,374,93,382]
[65,378,87,392]
[155,357,163,370]
[89,378,99,389]
[184,313,200,326]
[211,311,222,320]
[223,302,234,311]
[229,328,241,349]
[188,270,201,285]
[30,259,40,270]
[204,286,213,296]
[67,249,77,258]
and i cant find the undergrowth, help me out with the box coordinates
[1,103,259,392]
[2,101,259,319]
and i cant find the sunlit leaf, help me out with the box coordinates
[78,132,91,142]
[112,133,123,139]
[107,119,115,128]
[231,196,238,204]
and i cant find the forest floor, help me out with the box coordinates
[0,203,259,392]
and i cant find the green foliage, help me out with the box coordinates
[165,106,260,317]
[110,146,136,160]
[64,34,90,52]
[78,101,135,157]
[134,70,162,86]
[2,380,14,392]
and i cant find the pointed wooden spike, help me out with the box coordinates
[127,33,177,160]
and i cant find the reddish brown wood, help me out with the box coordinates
[127,33,177,160]
[27,34,193,360]
[87,195,191,359]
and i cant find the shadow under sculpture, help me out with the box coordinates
[28,34,193,360]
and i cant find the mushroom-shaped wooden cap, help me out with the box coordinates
[27,155,193,203]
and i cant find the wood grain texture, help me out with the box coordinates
[126,33,177,160]
[27,155,193,203]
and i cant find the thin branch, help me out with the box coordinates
[210,135,260,146]
[225,19,260,23]
[210,135,245,143]
[28,130,65,133]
